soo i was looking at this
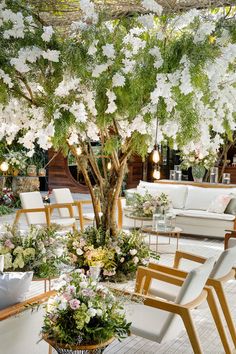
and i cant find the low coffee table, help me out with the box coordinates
[141,226,182,254]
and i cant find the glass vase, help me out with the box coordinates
[191,165,206,183]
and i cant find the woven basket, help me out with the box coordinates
[43,335,114,354]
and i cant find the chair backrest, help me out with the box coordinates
[20,192,46,225]
[159,257,215,343]
[52,188,78,218]
[210,246,236,279]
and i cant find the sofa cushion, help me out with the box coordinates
[207,195,232,213]
[137,181,188,209]
[0,272,33,310]
[184,186,236,211]
[175,209,235,221]
[225,197,236,215]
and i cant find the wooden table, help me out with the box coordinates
[141,226,182,254]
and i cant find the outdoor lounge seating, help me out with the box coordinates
[146,247,236,350]
[123,181,236,238]
[0,291,54,354]
[119,258,232,354]
[14,191,76,230]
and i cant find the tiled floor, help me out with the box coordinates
[1,194,235,353]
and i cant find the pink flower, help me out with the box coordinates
[63,292,72,301]
[69,299,80,310]
[4,239,15,249]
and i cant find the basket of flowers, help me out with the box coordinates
[42,270,130,353]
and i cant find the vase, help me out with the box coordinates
[38,168,46,177]
[89,265,101,280]
[11,168,19,176]
[153,207,166,231]
[27,164,37,177]
[191,165,206,183]
[43,335,114,354]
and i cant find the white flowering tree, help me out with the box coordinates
[1,0,236,236]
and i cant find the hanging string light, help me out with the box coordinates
[107,161,112,170]
[76,146,82,156]
[152,117,161,180]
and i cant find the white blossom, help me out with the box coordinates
[112,73,126,87]
[141,0,163,15]
[102,44,115,59]
[41,26,54,42]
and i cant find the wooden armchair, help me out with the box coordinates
[113,258,231,354]
[147,248,236,350]
[52,188,102,231]
[14,191,76,230]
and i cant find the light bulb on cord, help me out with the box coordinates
[0,161,9,172]
[152,147,160,164]
[153,167,160,180]
[76,147,82,156]
[107,161,112,170]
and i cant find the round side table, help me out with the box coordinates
[141,226,182,254]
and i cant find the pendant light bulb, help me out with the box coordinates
[107,161,112,170]
[0,161,9,172]
[152,149,160,164]
[153,168,160,180]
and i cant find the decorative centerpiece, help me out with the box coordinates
[181,148,217,182]
[42,270,130,353]
[66,227,153,282]
[0,225,66,278]
[129,191,170,218]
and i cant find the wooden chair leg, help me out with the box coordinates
[214,283,236,348]
[181,309,203,354]
[206,287,232,354]
[48,344,52,354]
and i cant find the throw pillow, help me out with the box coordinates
[0,271,33,310]
[225,197,236,215]
[207,195,232,214]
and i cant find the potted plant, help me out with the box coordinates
[42,270,130,353]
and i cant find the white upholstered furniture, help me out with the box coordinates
[120,258,232,353]
[52,188,100,230]
[14,191,76,230]
[0,291,54,354]
[148,247,236,350]
[123,181,236,238]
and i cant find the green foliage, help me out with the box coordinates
[0,205,13,216]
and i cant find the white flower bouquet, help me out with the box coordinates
[130,191,170,217]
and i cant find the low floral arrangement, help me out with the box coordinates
[4,151,28,175]
[0,225,66,278]
[0,188,21,215]
[66,227,154,282]
[42,270,130,346]
[129,191,170,217]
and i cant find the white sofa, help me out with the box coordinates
[123,181,236,239]
[0,291,53,354]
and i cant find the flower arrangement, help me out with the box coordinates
[66,227,154,282]
[42,270,130,346]
[129,191,170,217]
[0,225,66,278]
[4,151,28,175]
[180,149,217,170]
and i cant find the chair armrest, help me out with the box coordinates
[49,203,74,218]
[135,266,185,294]
[0,290,55,321]
[174,250,207,269]
[148,262,188,279]
[111,287,207,313]
[13,208,49,226]
[224,231,236,249]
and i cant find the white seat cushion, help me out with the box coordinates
[137,181,188,209]
[125,302,170,342]
[149,280,179,301]
[20,192,46,225]
[175,209,235,221]
[184,186,236,211]
[228,238,236,248]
